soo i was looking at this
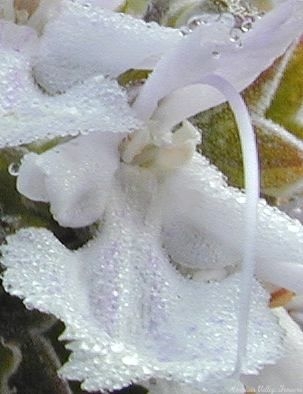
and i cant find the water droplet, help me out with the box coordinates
[8,162,20,176]
[212,50,220,59]
[122,355,139,366]
[186,13,215,30]
[187,15,203,30]
[180,26,191,36]
[229,28,241,42]
[240,19,252,33]
[92,344,101,352]
[110,343,124,353]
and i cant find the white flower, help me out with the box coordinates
[1,1,303,392]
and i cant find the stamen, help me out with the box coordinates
[151,74,259,375]
[200,74,260,376]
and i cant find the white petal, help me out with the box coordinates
[257,261,303,295]
[162,216,236,269]
[17,133,121,227]
[242,308,303,390]
[286,295,303,313]
[0,36,140,148]
[17,152,50,202]
[33,0,181,94]
[162,153,303,293]
[285,295,303,327]
[134,0,303,122]
[1,165,282,392]
[0,19,38,53]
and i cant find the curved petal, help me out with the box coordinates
[17,133,121,227]
[3,0,123,32]
[242,308,303,391]
[1,165,282,392]
[33,0,181,94]
[162,153,303,293]
[162,216,236,269]
[0,19,38,52]
[286,295,303,327]
[0,30,140,148]
[133,0,303,120]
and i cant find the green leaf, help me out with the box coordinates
[266,40,303,140]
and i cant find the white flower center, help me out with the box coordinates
[120,120,201,171]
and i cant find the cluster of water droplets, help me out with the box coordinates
[229,0,263,44]
[8,161,20,176]
[181,0,264,50]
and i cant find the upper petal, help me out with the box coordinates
[134,0,303,122]
[162,153,303,293]
[0,23,140,148]
[17,133,121,227]
[33,0,181,94]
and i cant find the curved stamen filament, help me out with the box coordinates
[195,74,259,375]
[199,74,259,376]
[153,74,260,376]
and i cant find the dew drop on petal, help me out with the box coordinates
[229,28,241,42]
[121,355,139,366]
[186,13,214,30]
[8,162,20,176]
[186,15,203,30]
[110,343,125,353]
[179,26,191,36]
[212,50,220,59]
[240,19,253,33]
